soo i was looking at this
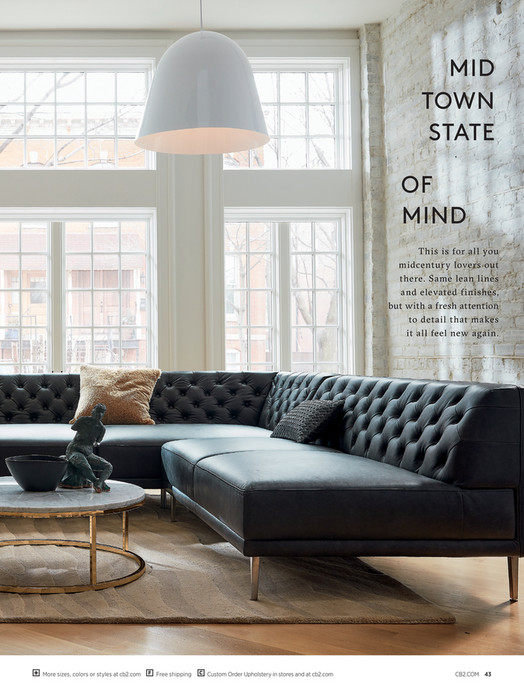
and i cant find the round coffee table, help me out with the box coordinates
[0,477,146,594]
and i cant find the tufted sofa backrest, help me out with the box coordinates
[0,373,80,423]
[0,371,276,426]
[312,375,523,489]
[258,372,333,430]
[149,371,275,424]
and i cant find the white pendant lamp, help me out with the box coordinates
[135,2,269,155]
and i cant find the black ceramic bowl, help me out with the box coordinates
[5,454,68,492]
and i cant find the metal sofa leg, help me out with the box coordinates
[250,556,260,601]
[508,556,519,602]
[170,492,177,522]
[160,488,167,509]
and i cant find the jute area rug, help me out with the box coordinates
[0,495,454,624]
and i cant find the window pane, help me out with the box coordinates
[249,328,273,366]
[250,254,272,289]
[309,72,335,102]
[0,106,24,135]
[93,328,120,363]
[317,327,339,362]
[57,105,85,135]
[309,105,335,136]
[26,105,54,135]
[21,224,47,252]
[67,291,92,327]
[290,223,312,252]
[117,73,147,103]
[315,222,338,251]
[26,139,54,166]
[309,138,335,168]
[281,106,306,136]
[292,291,313,326]
[121,222,147,252]
[93,223,119,252]
[21,328,47,363]
[315,254,338,289]
[87,73,115,102]
[57,139,85,168]
[26,73,54,102]
[87,105,115,136]
[117,105,144,136]
[254,72,277,102]
[280,73,306,102]
[66,328,93,364]
[0,72,24,101]
[0,139,24,167]
[56,72,85,102]
[292,327,314,361]
[65,222,91,252]
[225,290,247,326]
[250,291,272,326]
[281,138,307,168]
[249,222,272,252]
[225,222,247,253]
[316,292,339,326]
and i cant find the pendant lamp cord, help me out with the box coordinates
[199,0,204,32]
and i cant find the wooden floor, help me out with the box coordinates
[0,555,521,655]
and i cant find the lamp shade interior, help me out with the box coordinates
[135,31,269,155]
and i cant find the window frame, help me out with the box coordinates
[224,57,350,171]
[0,57,155,170]
[0,208,157,373]
[224,208,353,373]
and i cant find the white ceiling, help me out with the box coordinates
[1,0,408,31]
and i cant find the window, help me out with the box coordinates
[224,61,348,170]
[0,62,153,169]
[0,213,155,373]
[216,40,362,375]
[224,215,348,372]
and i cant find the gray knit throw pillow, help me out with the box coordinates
[270,399,344,443]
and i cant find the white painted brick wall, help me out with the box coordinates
[377,0,523,383]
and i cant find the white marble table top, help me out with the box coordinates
[0,477,145,514]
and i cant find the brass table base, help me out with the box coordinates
[0,502,146,594]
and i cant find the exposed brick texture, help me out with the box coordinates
[367,0,523,383]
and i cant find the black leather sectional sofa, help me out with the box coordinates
[0,370,522,601]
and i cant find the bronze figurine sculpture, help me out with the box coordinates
[60,403,113,492]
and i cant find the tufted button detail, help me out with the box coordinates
[43,405,48,410]
[182,414,189,420]
[5,394,10,399]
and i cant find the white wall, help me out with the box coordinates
[377,0,523,383]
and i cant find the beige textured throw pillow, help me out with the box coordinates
[72,365,161,425]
